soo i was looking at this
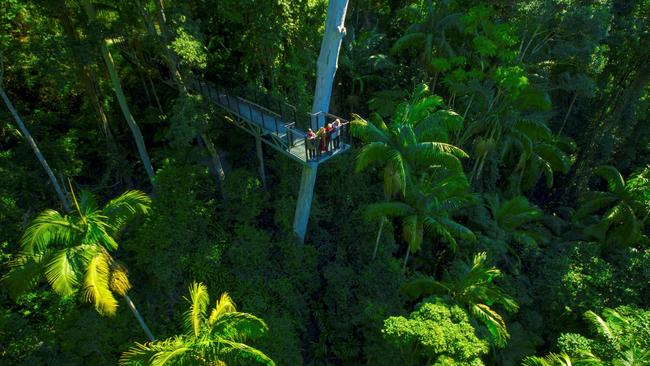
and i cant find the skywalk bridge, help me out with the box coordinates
[188,79,351,166]
[113,38,351,166]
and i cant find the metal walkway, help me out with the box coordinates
[112,38,350,166]
[189,79,350,165]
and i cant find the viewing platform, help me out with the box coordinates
[188,79,351,166]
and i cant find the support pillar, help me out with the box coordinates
[255,134,266,188]
[293,164,318,242]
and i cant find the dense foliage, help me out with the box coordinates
[0,0,648,365]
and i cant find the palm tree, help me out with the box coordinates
[390,0,460,89]
[402,252,518,347]
[583,308,650,365]
[2,188,155,341]
[498,119,574,193]
[573,165,648,249]
[522,352,602,366]
[120,282,275,366]
[486,194,543,244]
[524,308,650,365]
[365,172,475,269]
[352,84,468,259]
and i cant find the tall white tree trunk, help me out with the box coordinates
[0,86,71,212]
[293,0,349,242]
[311,0,349,124]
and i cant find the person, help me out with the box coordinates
[325,123,334,153]
[317,127,327,154]
[331,118,342,149]
[306,128,317,160]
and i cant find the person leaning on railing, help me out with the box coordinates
[306,128,317,160]
[317,127,327,155]
[332,118,342,150]
[326,123,334,153]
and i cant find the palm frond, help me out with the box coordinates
[471,303,509,347]
[354,142,392,173]
[110,261,132,296]
[45,248,79,296]
[2,252,50,298]
[208,292,237,326]
[584,310,615,340]
[81,250,118,316]
[350,114,390,143]
[416,109,464,136]
[537,143,571,174]
[120,341,159,366]
[497,196,542,230]
[363,201,414,220]
[21,209,81,253]
[402,214,423,253]
[573,192,618,221]
[102,190,151,234]
[513,119,551,141]
[594,165,625,194]
[210,312,269,341]
[184,282,210,337]
[415,141,468,158]
[391,32,426,54]
[208,339,275,366]
[401,276,450,299]
[438,217,476,242]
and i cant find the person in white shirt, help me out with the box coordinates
[331,118,342,149]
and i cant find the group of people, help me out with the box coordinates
[305,118,342,160]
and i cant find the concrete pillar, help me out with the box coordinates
[255,134,266,188]
[293,164,318,242]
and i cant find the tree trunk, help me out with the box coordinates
[82,0,156,185]
[152,0,186,94]
[311,0,349,126]
[402,245,411,272]
[59,4,117,150]
[558,93,577,135]
[294,0,349,243]
[200,133,226,197]
[123,293,155,342]
[372,218,385,260]
[0,86,71,212]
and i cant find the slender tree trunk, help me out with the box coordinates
[152,0,186,94]
[558,93,577,135]
[59,4,117,150]
[123,293,155,342]
[150,0,228,193]
[200,133,226,196]
[0,86,71,212]
[147,75,164,114]
[82,0,155,184]
[402,245,411,272]
[372,218,385,260]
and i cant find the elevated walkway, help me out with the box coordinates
[112,37,350,166]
